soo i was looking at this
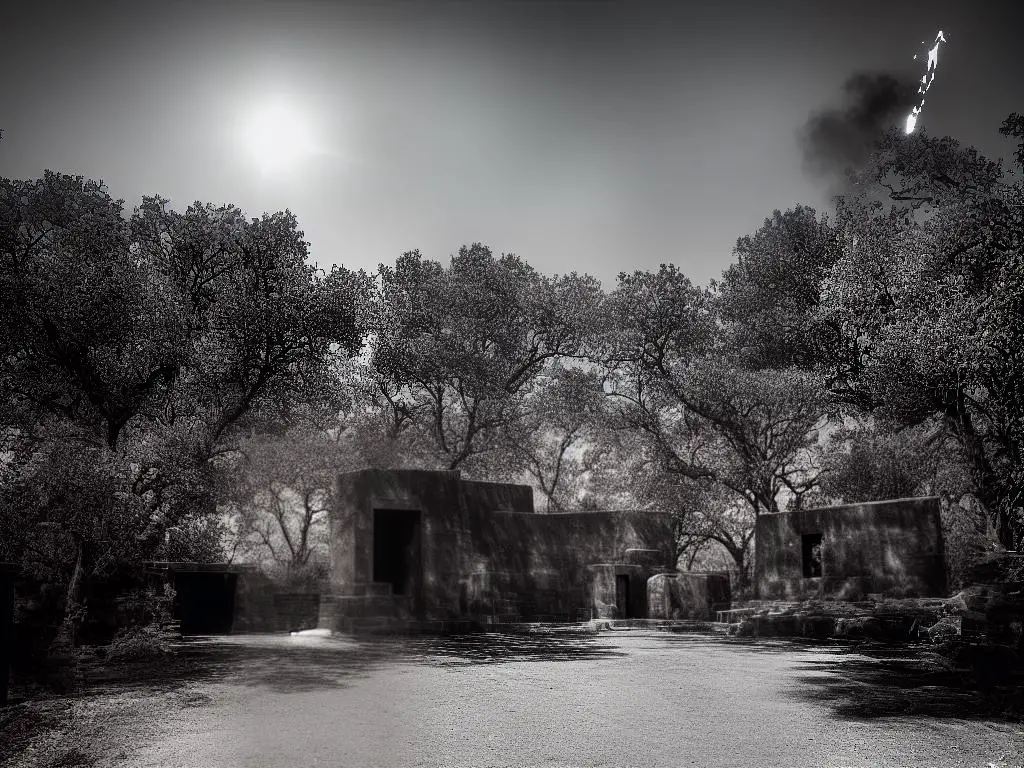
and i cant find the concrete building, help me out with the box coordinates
[754,497,947,601]
[318,469,723,631]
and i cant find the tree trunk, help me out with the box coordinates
[47,537,87,693]
[943,395,1017,548]
[51,537,86,652]
[726,545,750,595]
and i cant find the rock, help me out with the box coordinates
[943,592,970,615]
[926,616,961,642]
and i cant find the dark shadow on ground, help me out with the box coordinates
[0,698,75,767]
[647,631,1024,722]
[81,635,386,695]
[394,631,627,667]
[787,642,1024,722]
[76,630,627,696]
[648,631,849,655]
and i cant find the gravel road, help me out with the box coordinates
[5,631,1023,767]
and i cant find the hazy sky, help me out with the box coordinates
[1,1,1021,287]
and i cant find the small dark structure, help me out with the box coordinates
[320,469,681,631]
[145,562,271,635]
[755,497,947,600]
[1,563,16,706]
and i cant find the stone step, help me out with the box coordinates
[318,594,413,622]
[347,583,394,598]
[334,616,411,635]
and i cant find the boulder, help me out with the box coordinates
[926,615,961,642]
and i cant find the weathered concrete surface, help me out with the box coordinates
[648,572,731,620]
[11,633,1021,768]
[324,469,675,626]
[756,497,947,600]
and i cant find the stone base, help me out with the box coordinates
[648,572,731,620]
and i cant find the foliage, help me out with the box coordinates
[0,172,371,647]
[604,266,824,510]
[817,421,958,504]
[818,126,1024,546]
[105,624,174,663]
[225,426,348,570]
[369,244,604,473]
[1000,112,1024,168]
[592,265,827,585]
[114,583,177,631]
[715,206,845,370]
[499,364,608,511]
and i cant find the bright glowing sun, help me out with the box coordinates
[239,99,316,174]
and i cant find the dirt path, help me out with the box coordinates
[4,631,1023,767]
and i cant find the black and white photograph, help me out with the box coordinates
[1,1,1022,765]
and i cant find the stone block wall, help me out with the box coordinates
[322,469,676,627]
[648,572,732,620]
[755,497,947,600]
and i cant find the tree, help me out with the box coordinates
[598,265,826,586]
[500,364,607,511]
[370,244,604,474]
[715,206,845,370]
[584,438,757,583]
[0,173,183,449]
[122,194,372,549]
[603,267,824,510]
[1000,112,1024,168]
[226,427,347,578]
[0,173,372,649]
[817,122,1024,546]
[817,420,951,504]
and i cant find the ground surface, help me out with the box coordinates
[3,630,1023,768]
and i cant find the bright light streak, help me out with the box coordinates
[905,30,946,134]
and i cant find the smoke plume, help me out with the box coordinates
[800,72,917,183]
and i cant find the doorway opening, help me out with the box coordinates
[373,509,423,613]
[615,574,630,619]
[173,571,238,635]
[802,533,824,578]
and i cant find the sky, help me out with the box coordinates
[0,1,1021,288]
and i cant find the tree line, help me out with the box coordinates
[1,114,1021,645]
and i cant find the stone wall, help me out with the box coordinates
[322,469,676,627]
[467,508,674,619]
[755,497,947,600]
[648,572,732,620]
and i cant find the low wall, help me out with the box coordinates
[467,508,675,620]
[270,593,321,632]
[755,497,947,600]
[325,469,676,625]
[648,572,732,620]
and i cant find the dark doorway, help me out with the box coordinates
[1,565,15,706]
[615,574,630,619]
[802,533,824,578]
[173,572,238,635]
[373,509,423,615]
